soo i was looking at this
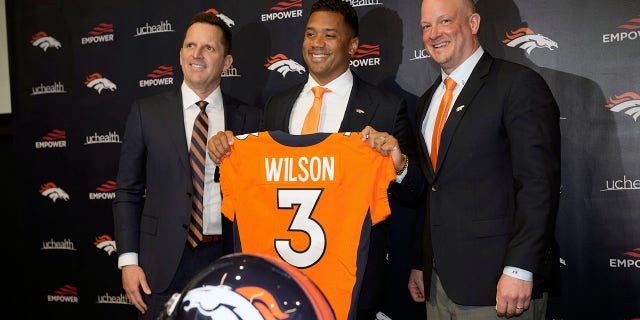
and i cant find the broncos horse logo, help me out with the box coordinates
[94,235,117,256]
[31,32,62,52]
[502,27,558,54]
[181,285,291,319]
[605,91,640,121]
[39,182,70,203]
[205,8,235,28]
[84,73,117,93]
[265,54,306,77]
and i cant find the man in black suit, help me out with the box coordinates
[207,0,415,319]
[113,12,261,320]
[406,0,560,318]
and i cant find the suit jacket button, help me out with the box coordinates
[186,192,192,197]
[181,224,188,230]
[431,185,439,192]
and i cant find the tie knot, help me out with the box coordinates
[312,86,331,98]
[196,100,208,112]
[444,78,457,91]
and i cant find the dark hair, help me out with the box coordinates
[311,0,359,37]
[186,12,232,55]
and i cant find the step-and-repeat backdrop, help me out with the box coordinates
[7,0,638,319]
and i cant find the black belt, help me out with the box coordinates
[200,234,222,243]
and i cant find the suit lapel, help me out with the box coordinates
[339,76,375,131]
[162,88,190,171]
[436,53,492,171]
[417,77,440,179]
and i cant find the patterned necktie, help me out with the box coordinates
[187,100,208,248]
[430,78,457,170]
[301,86,331,134]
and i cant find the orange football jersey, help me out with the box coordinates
[219,131,395,320]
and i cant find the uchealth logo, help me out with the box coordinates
[96,292,131,305]
[602,16,640,43]
[41,238,76,251]
[502,27,558,54]
[35,129,67,149]
[410,48,430,61]
[204,8,235,28]
[261,0,303,22]
[601,175,640,192]
[31,81,66,96]
[84,130,121,145]
[134,19,174,37]
[81,22,115,45]
[345,0,383,8]
[139,65,174,87]
[30,32,61,52]
[609,248,640,268]
[180,285,290,319]
[48,285,79,303]
[40,182,70,203]
[265,54,305,77]
[94,234,117,256]
[85,72,117,93]
[89,180,116,200]
[222,64,241,78]
[350,44,381,68]
[605,91,640,122]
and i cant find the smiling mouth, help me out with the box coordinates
[190,63,206,69]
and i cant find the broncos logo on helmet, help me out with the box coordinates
[84,73,117,93]
[502,27,558,54]
[163,254,335,320]
[31,32,62,52]
[265,54,306,78]
[39,182,70,203]
[181,285,291,320]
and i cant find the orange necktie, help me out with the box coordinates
[301,86,331,134]
[430,78,457,170]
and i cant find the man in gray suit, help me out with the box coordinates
[113,12,261,320]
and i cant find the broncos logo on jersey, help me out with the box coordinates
[502,27,558,54]
[181,285,290,319]
[265,54,306,77]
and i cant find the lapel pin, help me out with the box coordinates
[456,105,465,112]
[355,108,365,114]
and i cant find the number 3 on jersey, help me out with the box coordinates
[275,188,326,268]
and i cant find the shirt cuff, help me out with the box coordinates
[503,266,533,281]
[118,252,138,269]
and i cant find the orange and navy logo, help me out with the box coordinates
[30,32,61,52]
[181,285,291,319]
[605,91,640,122]
[205,8,235,28]
[85,72,117,93]
[502,27,557,54]
[265,54,305,77]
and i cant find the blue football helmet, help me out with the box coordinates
[162,253,335,320]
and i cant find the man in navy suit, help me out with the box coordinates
[405,0,561,319]
[113,12,261,320]
[207,0,416,319]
